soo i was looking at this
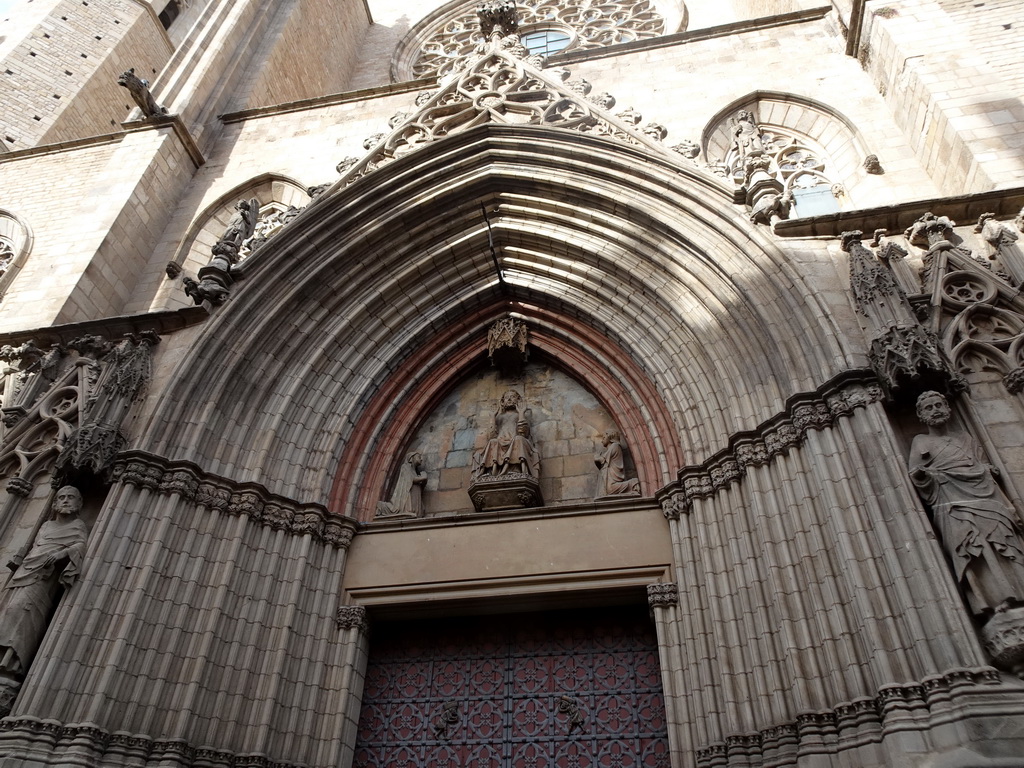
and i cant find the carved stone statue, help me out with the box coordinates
[731,110,764,161]
[975,212,1024,285]
[594,430,640,497]
[473,390,540,479]
[212,198,261,263]
[0,486,89,715]
[376,452,428,518]
[863,154,884,174]
[117,68,166,118]
[908,392,1024,616]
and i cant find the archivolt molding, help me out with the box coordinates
[334,303,684,521]
[658,371,884,519]
[138,125,853,504]
[111,450,357,549]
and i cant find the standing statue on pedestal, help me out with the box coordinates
[376,452,428,518]
[0,486,88,715]
[908,392,1024,616]
[473,390,540,479]
[731,110,764,163]
[594,430,640,497]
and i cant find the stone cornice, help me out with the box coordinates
[111,451,357,549]
[659,371,884,518]
[774,186,1024,239]
[0,116,204,168]
[0,306,208,349]
[0,716,308,768]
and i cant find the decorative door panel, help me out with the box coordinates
[354,606,671,767]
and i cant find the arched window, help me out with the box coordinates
[158,0,180,29]
[0,209,33,302]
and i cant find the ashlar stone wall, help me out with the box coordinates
[0,0,171,149]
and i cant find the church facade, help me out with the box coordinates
[2,0,1024,765]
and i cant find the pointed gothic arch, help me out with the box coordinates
[137,123,856,512]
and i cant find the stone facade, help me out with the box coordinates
[1,0,1024,766]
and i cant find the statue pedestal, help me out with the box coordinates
[468,472,542,512]
[982,605,1024,678]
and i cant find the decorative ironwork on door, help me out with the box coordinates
[355,606,670,767]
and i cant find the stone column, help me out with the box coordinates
[333,605,370,768]
[647,582,691,768]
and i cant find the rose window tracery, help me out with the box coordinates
[408,0,665,81]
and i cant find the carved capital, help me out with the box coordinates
[159,469,199,500]
[323,519,356,549]
[336,605,369,631]
[1004,367,1024,395]
[647,582,679,608]
[5,476,32,497]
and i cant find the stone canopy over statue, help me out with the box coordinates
[0,486,89,716]
[468,389,542,512]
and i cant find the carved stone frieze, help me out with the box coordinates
[646,582,679,608]
[0,718,308,768]
[336,605,369,631]
[111,452,356,549]
[693,667,999,768]
[657,373,884,515]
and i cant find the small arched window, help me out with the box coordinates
[158,0,180,29]
[0,210,32,302]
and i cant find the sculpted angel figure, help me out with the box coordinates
[908,391,1024,615]
[473,390,540,479]
[213,198,261,262]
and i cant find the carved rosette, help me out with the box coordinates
[336,605,369,632]
[111,453,356,549]
[647,582,679,609]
